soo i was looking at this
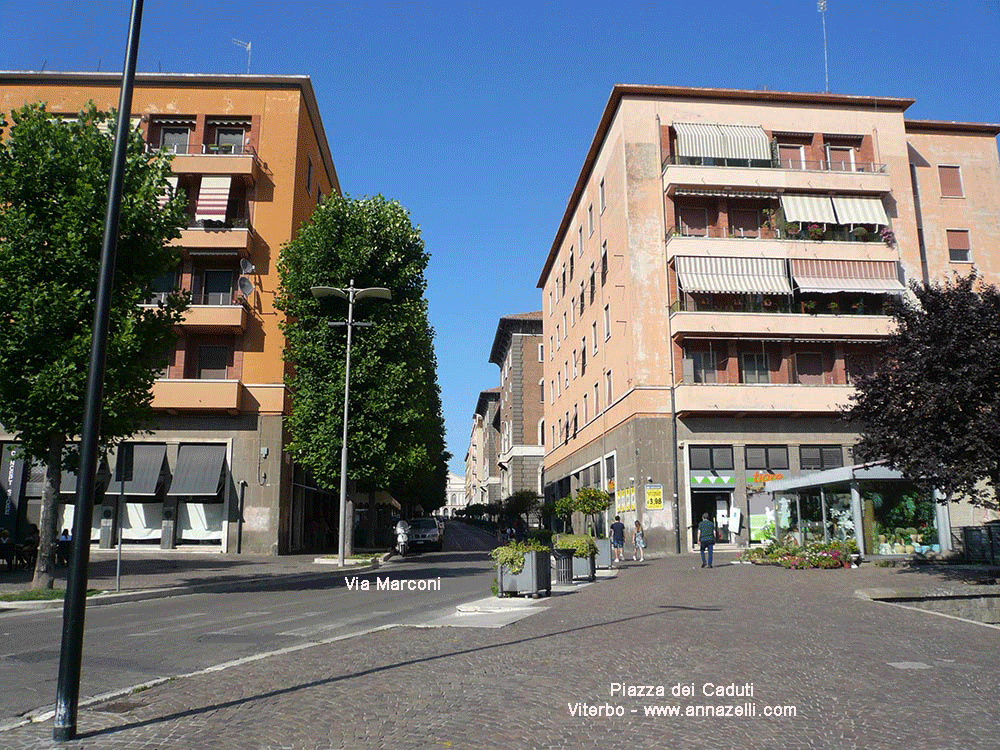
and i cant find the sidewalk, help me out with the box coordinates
[2,552,998,749]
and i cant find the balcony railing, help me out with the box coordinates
[669,294,891,316]
[662,154,887,174]
[148,142,258,157]
[669,224,893,245]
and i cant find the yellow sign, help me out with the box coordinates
[646,485,663,510]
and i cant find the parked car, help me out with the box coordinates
[407,517,443,552]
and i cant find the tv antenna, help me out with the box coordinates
[232,39,251,75]
[817,0,830,93]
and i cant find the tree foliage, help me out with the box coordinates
[276,195,448,516]
[845,272,1000,509]
[0,103,188,587]
[503,489,540,525]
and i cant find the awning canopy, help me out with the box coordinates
[717,124,772,161]
[158,175,178,208]
[673,188,775,199]
[117,444,167,497]
[832,195,889,226]
[790,259,905,293]
[194,176,232,222]
[676,256,793,295]
[674,122,728,159]
[60,453,111,495]
[167,444,227,497]
[780,194,837,224]
[674,122,771,161]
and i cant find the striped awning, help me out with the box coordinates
[158,175,178,208]
[674,188,775,199]
[194,176,232,222]
[674,122,771,161]
[167,444,227,497]
[832,195,889,226]
[717,124,772,161]
[675,256,793,295]
[790,259,905,293]
[780,194,837,224]
[674,122,728,160]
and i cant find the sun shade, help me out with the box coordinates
[675,256,792,295]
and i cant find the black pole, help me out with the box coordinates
[53,0,144,741]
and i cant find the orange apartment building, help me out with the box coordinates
[0,71,339,554]
[538,84,1000,554]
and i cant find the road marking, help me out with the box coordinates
[203,611,324,635]
[887,661,931,670]
[277,611,392,637]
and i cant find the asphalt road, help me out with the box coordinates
[0,521,497,722]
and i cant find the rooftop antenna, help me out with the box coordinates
[818,0,830,93]
[232,39,251,75]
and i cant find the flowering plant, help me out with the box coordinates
[807,223,826,240]
[879,227,896,247]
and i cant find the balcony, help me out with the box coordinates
[670,310,893,341]
[181,303,247,333]
[662,156,891,196]
[151,379,242,413]
[674,383,855,416]
[153,143,260,179]
[665,234,898,263]
[170,222,251,255]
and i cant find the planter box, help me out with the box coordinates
[595,538,612,569]
[498,550,551,597]
[572,553,596,581]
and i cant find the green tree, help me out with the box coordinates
[276,195,448,518]
[845,272,1000,509]
[503,489,540,527]
[574,487,612,536]
[0,103,187,588]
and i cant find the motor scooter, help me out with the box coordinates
[395,521,410,557]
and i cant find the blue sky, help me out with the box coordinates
[2,1,998,476]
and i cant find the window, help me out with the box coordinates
[745,446,789,471]
[147,270,177,305]
[554,276,559,303]
[601,242,608,285]
[548,291,553,315]
[579,227,583,252]
[562,313,567,338]
[605,370,613,403]
[306,156,314,196]
[561,266,566,294]
[588,204,594,235]
[160,126,190,154]
[599,178,606,213]
[740,352,769,384]
[579,284,585,315]
[549,336,554,359]
[554,378,559,399]
[827,146,855,172]
[938,165,964,198]
[215,127,244,154]
[678,206,708,237]
[593,382,600,413]
[845,350,877,384]
[564,411,569,442]
[689,445,734,471]
[538,344,544,362]
[947,229,971,262]
[564,362,569,388]
[778,143,804,170]
[604,305,611,340]
[551,425,556,447]
[572,350,578,378]
[581,340,587,375]
[197,345,230,379]
[799,445,844,471]
[201,269,234,305]
[685,350,718,383]
[592,322,598,354]
[539,419,545,447]
[570,253,574,281]
[589,265,596,303]
[539,379,545,403]
[794,352,825,385]
[570,299,575,326]
[572,405,578,436]
[556,324,561,346]
[730,209,760,239]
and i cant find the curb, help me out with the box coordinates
[0,553,393,613]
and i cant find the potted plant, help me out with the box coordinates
[574,487,613,568]
[879,227,896,247]
[491,539,551,597]
[781,221,801,238]
[807,223,825,241]
[828,301,840,314]
[850,226,869,240]
[802,300,817,314]
[554,534,599,582]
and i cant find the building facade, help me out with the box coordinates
[465,389,501,508]
[489,312,545,501]
[538,84,1000,554]
[443,472,467,518]
[0,72,339,555]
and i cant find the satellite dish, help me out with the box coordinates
[238,276,255,300]
[240,258,256,275]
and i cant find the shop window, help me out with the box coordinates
[745,446,789,471]
[799,445,843,471]
[690,445,734,471]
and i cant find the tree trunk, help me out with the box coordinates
[31,433,63,590]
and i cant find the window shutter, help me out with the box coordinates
[712,447,734,470]
[800,446,822,470]
[938,166,963,197]
[746,447,767,470]
[821,446,843,469]
[689,447,712,470]
[767,447,790,470]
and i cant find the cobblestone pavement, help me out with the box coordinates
[3,554,999,749]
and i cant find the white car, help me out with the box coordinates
[407,518,443,552]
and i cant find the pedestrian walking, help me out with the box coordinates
[610,515,626,564]
[632,520,646,561]
[697,512,716,568]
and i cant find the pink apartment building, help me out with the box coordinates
[538,84,1000,554]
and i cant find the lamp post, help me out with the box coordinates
[311,281,391,567]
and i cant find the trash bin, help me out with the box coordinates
[553,548,574,584]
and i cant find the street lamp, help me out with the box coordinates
[311,280,391,567]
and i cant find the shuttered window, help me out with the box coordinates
[947,230,971,262]
[799,445,844,471]
[938,165,964,197]
[745,446,789,470]
[690,446,734,470]
[794,352,825,385]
